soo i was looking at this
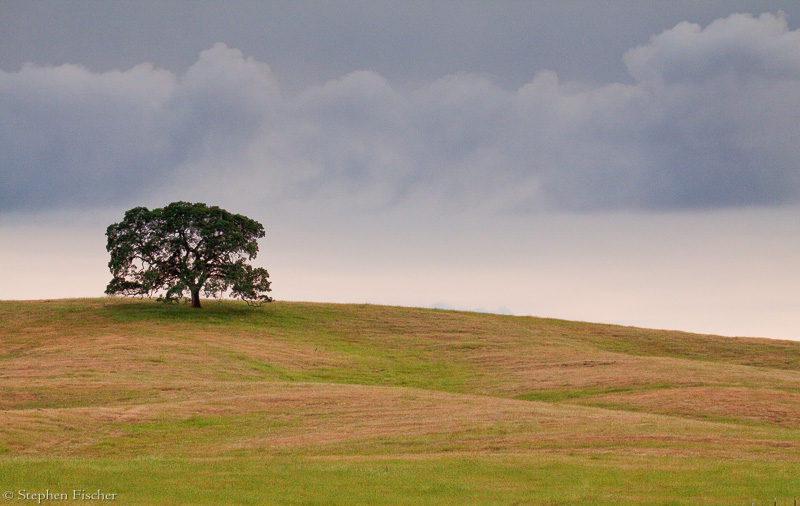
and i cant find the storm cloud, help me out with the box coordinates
[2,12,800,213]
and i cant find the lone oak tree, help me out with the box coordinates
[105,202,272,308]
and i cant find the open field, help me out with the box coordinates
[2,298,800,504]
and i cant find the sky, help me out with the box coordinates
[1,0,799,340]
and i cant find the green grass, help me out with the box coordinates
[514,383,675,402]
[3,298,800,504]
[2,455,799,505]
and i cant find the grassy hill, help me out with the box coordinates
[2,298,800,504]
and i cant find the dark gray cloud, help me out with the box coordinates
[0,61,176,210]
[3,1,799,88]
[0,44,278,211]
[2,13,800,213]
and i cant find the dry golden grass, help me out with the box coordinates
[586,386,800,428]
[3,381,797,461]
[3,298,800,503]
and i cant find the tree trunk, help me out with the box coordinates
[191,288,202,308]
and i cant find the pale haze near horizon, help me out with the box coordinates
[1,1,799,340]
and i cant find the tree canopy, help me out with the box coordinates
[105,201,272,308]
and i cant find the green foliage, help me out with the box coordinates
[105,202,272,308]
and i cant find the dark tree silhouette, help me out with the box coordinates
[105,202,272,308]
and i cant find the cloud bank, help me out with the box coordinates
[2,12,799,213]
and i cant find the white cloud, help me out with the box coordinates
[624,12,800,85]
[167,43,281,159]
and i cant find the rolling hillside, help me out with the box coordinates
[2,298,800,504]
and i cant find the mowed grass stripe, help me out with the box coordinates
[3,381,796,458]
